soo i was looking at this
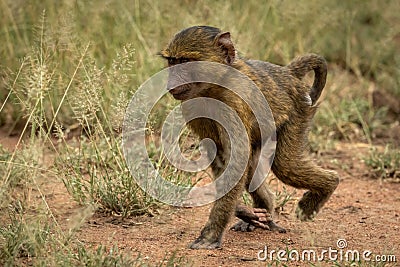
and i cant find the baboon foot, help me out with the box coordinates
[189,225,222,249]
[189,235,221,249]
[231,220,256,232]
[235,205,271,226]
[296,191,324,221]
[232,205,286,232]
[266,220,287,233]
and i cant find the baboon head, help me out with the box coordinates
[159,26,236,100]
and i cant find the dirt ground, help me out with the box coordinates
[1,130,399,266]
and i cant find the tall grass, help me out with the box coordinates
[1,0,399,144]
[0,9,164,265]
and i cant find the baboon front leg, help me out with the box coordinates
[189,179,246,249]
[190,150,247,249]
[232,149,286,233]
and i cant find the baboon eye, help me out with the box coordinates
[180,58,190,63]
[167,57,176,65]
[166,57,193,66]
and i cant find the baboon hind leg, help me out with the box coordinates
[272,123,339,221]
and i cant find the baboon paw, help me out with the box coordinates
[189,236,221,249]
[296,191,324,221]
[267,220,287,233]
[295,206,316,221]
[231,219,287,233]
[235,206,272,227]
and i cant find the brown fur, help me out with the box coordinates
[160,26,339,249]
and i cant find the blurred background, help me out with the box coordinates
[1,0,399,133]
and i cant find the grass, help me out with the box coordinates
[0,0,399,265]
[0,208,50,266]
[364,145,400,181]
[0,8,166,264]
[0,208,190,266]
[56,136,158,218]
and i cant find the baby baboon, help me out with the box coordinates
[160,26,339,249]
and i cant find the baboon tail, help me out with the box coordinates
[286,54,327,105]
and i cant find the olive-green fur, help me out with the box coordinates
[162,26,339,249]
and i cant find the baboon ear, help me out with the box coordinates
[215,32,235,65]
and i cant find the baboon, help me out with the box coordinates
[159,26,339,249]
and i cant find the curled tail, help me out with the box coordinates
[286,54,327,105]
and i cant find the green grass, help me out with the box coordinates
[364,145,400,181]
[0,208,190,266]
[0,208,50,266]
[0,0,399,265]
[56,136,158,218]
